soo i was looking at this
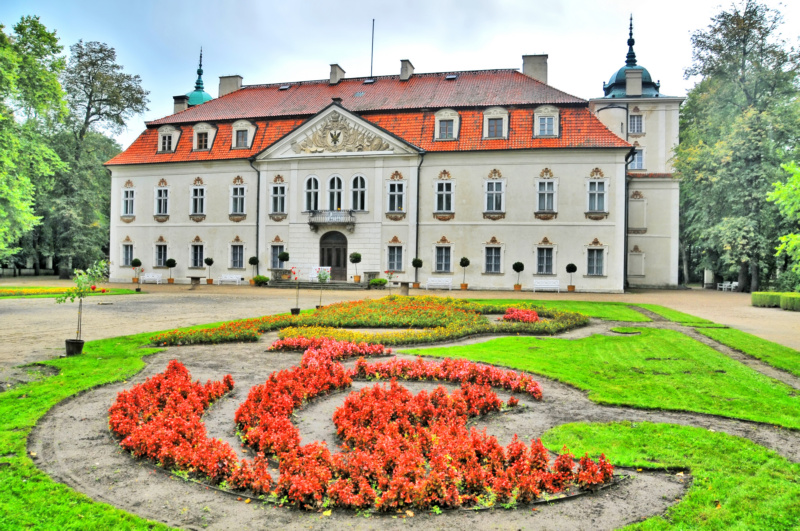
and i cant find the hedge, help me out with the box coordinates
[752,292,782,308]
[779,293,800,312]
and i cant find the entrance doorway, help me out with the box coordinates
[320,231,348,281]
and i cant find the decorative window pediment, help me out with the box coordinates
[483,107,509,139]
[533,105,560,138]
[157,125,180,153]
[231,120,256,149]
[434,109,460,140]
[192,122,217,151]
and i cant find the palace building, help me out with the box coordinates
[106,22,681,291]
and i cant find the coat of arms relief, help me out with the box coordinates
[292,112,393,154]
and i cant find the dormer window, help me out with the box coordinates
[192,122,216,151]
[533,105,560,137]
[231,120,256,149]
[197,132,208,150]
[434,109,460,141]
[157,125,180,153]
[482,107,508,139]
[161,135,172,151]
[236,130,247,148]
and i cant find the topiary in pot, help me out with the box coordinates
[204,257,214,284]
[248,256,259,277]
[512,261,524,289]
[165,258,177,283]
[349,252,362,282]
[130,258,142,283]
[411,258,423,288]
[566,263,577,291]
[459,257,470,289]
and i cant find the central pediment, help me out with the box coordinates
[256,104,420,160]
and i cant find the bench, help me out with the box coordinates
[533,279,560,293]
[717,281,731,291]
[426,277,452,290]
[218,274,243,285]
[140,273,163,284]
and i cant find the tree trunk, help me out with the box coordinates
[750,260,759,293]
[737,262,748,292]
[680,241,690,285]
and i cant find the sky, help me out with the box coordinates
[2,0,799,150]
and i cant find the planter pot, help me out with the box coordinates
[132,278,139,284]
[249,279,255,286]
[206,279,214,285]
[290,308,301,315]
[282,274,291,280]
[567,285,576,292]
[135,287,141,292]
[412,282,420,289]
[514,284,522,291]
[353,275,361,283]
[65,339,84,356]
[167,278,174,284]
[316,305,324,310]
[461,283,468,290]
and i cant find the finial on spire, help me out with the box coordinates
[195,47,205,91]
[625,15,637,67]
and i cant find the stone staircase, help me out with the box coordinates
[267,279,366,291]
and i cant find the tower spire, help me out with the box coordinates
[625,15,637,67]
[195,47,205,91]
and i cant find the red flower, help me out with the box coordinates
[91,285,96,291]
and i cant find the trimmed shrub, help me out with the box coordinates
[752,292,782,308]
[253,275,270,287]
[779,293,800,311]
[369,278,388,287]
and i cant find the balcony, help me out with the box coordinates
[308,210,356,232]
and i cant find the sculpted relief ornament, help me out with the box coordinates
[292,112,392,154]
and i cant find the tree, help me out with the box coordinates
[768,162,800,288]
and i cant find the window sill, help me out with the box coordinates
[482,272,503,275]
[433,212,455,221]
[120,215,135,223]
[432,271,453,275]
[231,146,250,150]
[188,267,205,270]
[534,211,557,221]
[434,138,457,141]
[192,149,211,153]
[386,212,406,221]
[534,135,559,139]
[230,214,247,222]
[585,212,609,220]
[153,266,168,269]
[156,150,176,154]
[482,136,507,141]
[228,267,246,270]
[154,215,169,223]
[534,273,557,276]
[268,213,286,222]
[584,274,607,278]
[189,214,206,222]
[483,212,505,220]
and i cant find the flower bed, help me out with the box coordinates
[502,308,540,323]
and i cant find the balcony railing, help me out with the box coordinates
[308,210,356,232]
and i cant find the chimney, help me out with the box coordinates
[522,54,548,84]
[625,69,642,97]
[173,95,189,113]
[400,59,415,81]
[330,64,345,85]
[219,75,243,97]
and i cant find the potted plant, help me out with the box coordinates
[316,268,330,309]
[290,266,300,315]
[130,258,142,283]
[459,257,470,290]
[566,263,577,292]
[204,257,214,284]
[248,256,259,285]
[55,260,108,356]
[253,275,269,287]
[512,261,524,290]
[165,258,177,284]
[349,252,362,283]
[411,258,423,288]
[278,251,290,279]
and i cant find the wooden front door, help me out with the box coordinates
[320,231,348,281]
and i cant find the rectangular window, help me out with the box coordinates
[231,244,244,269]
[156,188,169,215]
[630,150,644,170]
[629,115,643,134]
[191,187,205,215]
[485,247,501,273]
[270,185,284,214]
[436,181,453,212]
[388,182,404,212]
[435,246,451,273]
[487,118,503,138]
[588,181,606,212]
[537,247,553,275]
[191,244,204,268]
[388,246,403,271]
[235,130,248,148]
[539,116,554,136]
[588,248,604,276]
[485,181,503,212]
[537,181,554,211]
[155,244,167,267]
[231,186,246,215]
[160,135,172,152]
[122,244,133,266]
[122,190,135,215]
[197,132,208,150]
[271,245,285,269]
[439,119,454,139]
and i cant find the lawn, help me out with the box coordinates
[0,286,137,299]
[468,298,652,322]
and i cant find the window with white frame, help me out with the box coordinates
[155,244,168,267]
[193,123,215,151]
[305,177,319,211]
[587,248,604,276]
[485,246,501,273]
[328,176,343,210]
[533,105,560,137]
[191,244,204,268]
[434,109,460,140]
[158,125,180,152]
[231,120,255,149]
[160,134,172,152]
[485,181,504,212]
[122,244,134,266]
[388,246,403,271]
[536,180,556,211]
[155,187,169,215]
[271,184,286,214]
[196,132,209,150]
[388,182,404,212]
[351,175,366,211]
[122,189,135,215]
[629,115,643,134]
[439,120,454,139]
[231,185,246,215]
[435,181,453,212]
[191,186,205,215]
[235,130,248,148]
[587,180,607,212]
[487,118,503,138]
[435,246,451,273]
[231,244,244,269]
[537,247,554,275]
[483,107,508,139]
[271,245,285,269]
[630,149,644,170]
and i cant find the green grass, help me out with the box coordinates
[0,288,137,300]
[401,327,800,429]
[468,298,651,322]
[544,422,800,529]
[696,327,800,379]
[633,304,713,324]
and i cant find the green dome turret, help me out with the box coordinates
[602,17,661,98]
[186,48,213,106]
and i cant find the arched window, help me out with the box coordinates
[305,176,319,211]
[329,176,343,210]
[351,175,366,211]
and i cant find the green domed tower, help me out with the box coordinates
[602,17,662,98]
[186,49,213,107]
